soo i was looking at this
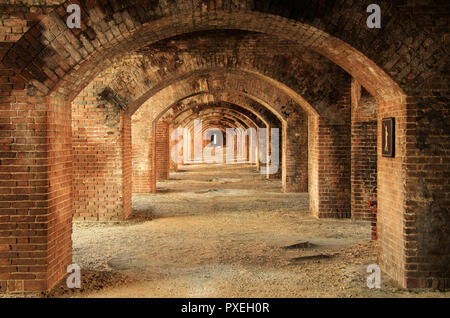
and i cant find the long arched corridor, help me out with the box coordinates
[0,1,448,299]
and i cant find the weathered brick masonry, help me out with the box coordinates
[0,0,448,293]
[72,75,131,221]
[351,80,378,222]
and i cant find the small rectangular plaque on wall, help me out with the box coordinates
[382,117,395,157]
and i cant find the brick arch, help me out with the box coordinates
[186,113,251,131]
[166,92,277,127]
[188,117,249,162]
[2,1,413,101]
[135,70,305,191]
[163,92,278,130]
[183,110,258,164]
[137,69,315,125]
[1,0,445,293]
[200,123,239,133]
[78,33,347,119]
[177,107,258,131]
[197,118,247,132]
[171,99,278,167]
[174,104,264,130]
[168,97,277,176]
[130,72,291,198]
[168,93,272,127]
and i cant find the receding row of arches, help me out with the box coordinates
[0,1,448,294]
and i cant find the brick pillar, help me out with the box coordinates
[45,96,73,292]
[266,126,271,178]
[309,81,351,219]
[234,134,238,163]
[193,122,202,163]
[266,125,281,179]
[255,128,260,171]
[72,87,131,221]
[190,126,195,162]
[238,130,247,163]
[132,105,153,194]
[377,92,450,289]
[183,128,191,164]
[351,81,377,221]
[377,96,408,288]
[0,92,72,293]
[245,135,250,162]
[169,125,179,172]
[155,121,170,180]
[122,115,132,220]
[283,112,308,192]
[223,130,227,163]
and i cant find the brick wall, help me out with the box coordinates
[351,82,378,222]
[71,76,130,221]
[169,124,179,172]
[45,95,72,292]
[131,100,152,194]
[401,84,449,289]
[0,79,72,293]
[122,114,132,220]
[309,77,352,218]
[155,121,170,181]
[377,96,408,289]
[0,1,64,42]
[283,112,308,192]
[132,109,171,194]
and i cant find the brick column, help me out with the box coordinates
[0,91,72,293]
[190,126,195,162]
[122,115,132,220]
[255,128,260,171]
[182,128,191,164]
[309,81,352,219]
[72,86,131,221]
[169,124,179,172]
[155,121,170,180]
[266,125,282,179]
[132,104,153,194]
[377,92,450,289]
[283,112,308,192]
[44,95,73,292]
[351,82,377,221]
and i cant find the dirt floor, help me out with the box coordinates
[46,164,447,298]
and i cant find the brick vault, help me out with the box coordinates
[0,0,448,293]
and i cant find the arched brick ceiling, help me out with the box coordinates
[122,30,342,122]
[171,102,265,129]
[183,111,249,130]
[3,0,437,105]
[197,118,244,133]
[130,70,316,128]
[176,107,256,131]
[134,30,347,109]
[82,38,339,120]
[164,93,278,128]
